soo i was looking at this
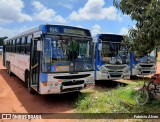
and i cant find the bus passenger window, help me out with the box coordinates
[21,37,25,54]
[10,40,13,52]
[7,41,9,52]
[7,41,10,52]
[26,35,32,54]
[12,40,15,52]
[9,40,12,52]
[15,39,19,53]
[15,39,17,52]
[25,37,27,54]
[19,38,22,53]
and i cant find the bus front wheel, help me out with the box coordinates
[25,72,34,94]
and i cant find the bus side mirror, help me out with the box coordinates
[37,41,42,51]
[98,44,102,51]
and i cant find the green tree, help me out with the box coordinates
[114,0,160,56]
[0,37,8,46]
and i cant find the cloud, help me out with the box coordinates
[32,1,66,23]
[58,3,73,10]
[69,0,122,22]
[0,26,30,37]
[119,27,128,35]
[91,25,101,37]
[54,15,67,23]
[0,0,32,24]
[32,0,45,11]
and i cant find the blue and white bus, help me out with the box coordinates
[3,24,94,94]
[95,34,130,80]
[130,51,157,76]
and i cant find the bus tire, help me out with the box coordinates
[25,71,29,86]
[25,72,34,94]
[7,62,13,76]
[6,62,9,74]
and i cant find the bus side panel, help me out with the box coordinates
[6,52,19,77]
[18,54,30,81]
[6,52,30,81]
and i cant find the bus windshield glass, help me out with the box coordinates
[135,50,156,63]
[42,35,93,73]
[100,41,129,64]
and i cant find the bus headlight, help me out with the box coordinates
[124,68,130,73]
[134,65,139,69]
[151,65,156,70]
[100,67,108,73]
[86,77,94,83]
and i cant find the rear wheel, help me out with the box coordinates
[7,62,13,76]
[6,62,9,74]
[25,72,34,94]
[135,88,149,105]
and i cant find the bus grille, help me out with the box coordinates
[142,71,151,74]
[105,65,126,70]
[62,80,84,86]
[54,74,90,79]
[110,74,122,78]
[139,64,154,68]
[61,87,82,92]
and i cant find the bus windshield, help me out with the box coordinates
[42,35,93,73]
[136,50,156,63]
[100,42,129,64]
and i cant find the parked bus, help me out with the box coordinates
[95,34,130,80]
[3,24,94,94]
[130,50,157,76]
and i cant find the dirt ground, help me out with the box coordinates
[0,55,160,122]
[0,56,77,122]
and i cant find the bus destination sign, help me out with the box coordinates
[46,25,90,36]
[99,34,124,42]
[63,28,85,36]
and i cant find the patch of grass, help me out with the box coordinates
[75,83,160,113]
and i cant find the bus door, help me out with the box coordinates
[30,38,40,91]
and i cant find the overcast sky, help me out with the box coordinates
[0,0,135,37]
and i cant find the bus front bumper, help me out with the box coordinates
[96,72,130,80]
[39,77,94,94]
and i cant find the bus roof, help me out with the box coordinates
[4,26,40,41]
[4,24,91,42]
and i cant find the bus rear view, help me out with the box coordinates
[95,34,130,80]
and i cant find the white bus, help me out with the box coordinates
[3,24,94,94]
